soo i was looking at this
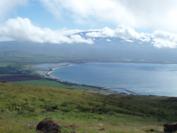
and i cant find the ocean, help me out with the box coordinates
[51,63,177,96]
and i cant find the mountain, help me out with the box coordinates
[0,31,177,64]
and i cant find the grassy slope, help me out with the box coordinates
[0,80,177,133]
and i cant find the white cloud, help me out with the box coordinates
[0,0,27,20]
[0,17,93,44]
[40,0,177,32]
[41,0,135,26]
[1,17,177,48]
[86,26,150,42]
[86,26,177,48]
[86,27,115,38]
[152,31,177,48]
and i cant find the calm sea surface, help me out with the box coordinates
[51,63,177,96]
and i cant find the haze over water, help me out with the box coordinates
[52,63,177,96]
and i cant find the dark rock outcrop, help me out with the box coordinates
[36,119,61,133]
[164,123,177,133]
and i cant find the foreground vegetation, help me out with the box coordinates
[1,80,177,133]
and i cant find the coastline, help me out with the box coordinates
[36,63,137,95]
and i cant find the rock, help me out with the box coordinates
[36,118,61,133]
[145,128,155,132]
[164,123,177,133]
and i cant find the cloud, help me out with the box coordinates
[0,0,27,21]
[40,0,177,32]
[1,17,177,48]
[152,31,177,48]
[39,0,177,48]
[41,0,135,26]
[86,26,177,48]
[86,26,150,42]
[0,17,93,44]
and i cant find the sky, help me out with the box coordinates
[1,0,177,48]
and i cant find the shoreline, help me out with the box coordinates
[3,62,171,97]
[33,62,175,97]
[45,72,117,95]
[37,63,138,95]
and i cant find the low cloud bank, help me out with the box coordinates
[0,17,93,44]
[0,17,177,48]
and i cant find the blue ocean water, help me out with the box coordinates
[52,63,177,96]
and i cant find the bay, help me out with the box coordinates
[51,63,177,96]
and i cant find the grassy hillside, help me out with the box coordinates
[1,80,177,133]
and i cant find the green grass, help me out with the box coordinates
[0,80,176,133]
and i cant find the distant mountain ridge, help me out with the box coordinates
[0,30,177,64]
